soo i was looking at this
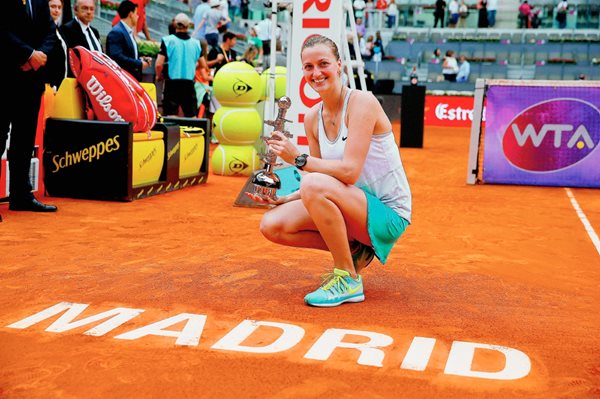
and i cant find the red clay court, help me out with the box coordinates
[1,126,599,398]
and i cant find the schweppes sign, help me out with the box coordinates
[51,135,121,173]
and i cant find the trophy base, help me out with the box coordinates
[252,185,278,201]
[234,166,302,209]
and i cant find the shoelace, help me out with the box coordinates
[320,273,350,293]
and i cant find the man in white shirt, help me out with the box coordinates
[487,0,498,27]
[456,55,470,82]
[256,16,272,56]
[192,0,210,41]
[448,0,459,27]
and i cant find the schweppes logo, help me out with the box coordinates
[51,135,121,173]
[232,79,253,97]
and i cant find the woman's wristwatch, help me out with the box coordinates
[294,154,309,170]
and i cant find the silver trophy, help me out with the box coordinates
[251,96,293,200]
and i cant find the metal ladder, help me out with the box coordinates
[341,0,367,91]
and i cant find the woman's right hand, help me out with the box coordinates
[244,192,287,205]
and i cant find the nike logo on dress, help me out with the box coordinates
[342,136,348,141]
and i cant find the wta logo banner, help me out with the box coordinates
[484,86,600,188]
[503,99,599,171]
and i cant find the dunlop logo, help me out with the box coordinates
[232,79,253,97]
[52,135,121,173]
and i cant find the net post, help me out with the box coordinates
[466,78,486,185]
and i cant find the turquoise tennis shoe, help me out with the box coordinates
[304,268,364,307]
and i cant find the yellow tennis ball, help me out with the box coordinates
[213,61,262,106]
[211,144,260,176]
[212,106,263,145]
[260,66,287,101]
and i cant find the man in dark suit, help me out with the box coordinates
[106,0,151,81]
[0,0,59,220]
[60,0,102,76]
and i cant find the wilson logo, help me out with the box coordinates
[86,75,125,122]
[502,99,600,172]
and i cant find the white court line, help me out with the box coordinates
[565,188,600,256]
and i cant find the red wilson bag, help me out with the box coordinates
[69,46,158,132]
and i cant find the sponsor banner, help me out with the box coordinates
[288,0,344,150]
[424,95,480,127]
[483,86,600,187]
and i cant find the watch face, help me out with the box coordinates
[295,154,307,168]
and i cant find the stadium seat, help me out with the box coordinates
[487,32,500,42]
[507,65,522,79]
[574,51,589,65]
[523,52,535,65]
[535,70,549,80]
[388,70,403,81]
[431,32,443,43]
[524,33,536,44]
[549,51,562,61]
[511,32,523,44]
[496,51,509,63]
[548,71,563,80]
[522,65,536,79]
[499,32,512,43]
[535,52,549,63]
[377,70,390,80]
[509,51,522,65]
[548,32,562,42]
[479,71,493,79]
[484,50,496,62]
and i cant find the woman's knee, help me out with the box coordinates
[299,173,333,201]
[259,211,283,242]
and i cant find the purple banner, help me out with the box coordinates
[483,85,600,188]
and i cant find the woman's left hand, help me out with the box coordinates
[266,131,299,165]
